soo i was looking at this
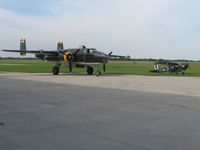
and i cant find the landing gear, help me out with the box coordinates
[86,65,102,76]
[52,66,60,75]
[95,71,101,76]
[95,65,101,76]
[87,66,94,75]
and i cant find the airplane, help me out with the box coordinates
[1,39,121,76]
[150,61,191,74]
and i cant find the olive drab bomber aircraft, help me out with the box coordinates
[1,39,121,76]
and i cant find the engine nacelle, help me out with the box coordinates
[64,52,73,64]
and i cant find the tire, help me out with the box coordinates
[52,66,60,75]
[95,71,101,76]
[87,67,93,75]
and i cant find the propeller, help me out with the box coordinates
[188,64,191,70]
[74,49,80,57]
[103,64,106,72]
[59,49,80,72]
[69,62,72,72]
[183,63,191,71]
[101,52,112,72]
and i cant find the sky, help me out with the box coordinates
[0,0,200,60]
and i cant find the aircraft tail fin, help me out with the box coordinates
[20,38,26,56]
[57,42,64,50]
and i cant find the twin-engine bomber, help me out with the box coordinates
[1,39,121,76]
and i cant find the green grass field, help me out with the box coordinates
[0,59,200,77]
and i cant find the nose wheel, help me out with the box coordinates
[95,71,101,76]
[94,65,101,76]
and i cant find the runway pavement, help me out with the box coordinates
[1,76,200,150]
[1,73,200,97]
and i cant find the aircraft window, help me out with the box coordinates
[86,49,97,53]
[90,49,97,52]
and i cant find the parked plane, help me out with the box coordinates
[1,39,121,76]
[150,61,191,74]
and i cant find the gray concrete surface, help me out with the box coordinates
[1,77,200,150]
[2,73,200,97]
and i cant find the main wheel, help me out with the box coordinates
[52,66,60,75]
[87,67,94,75]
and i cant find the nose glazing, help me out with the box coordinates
[100,52,109,63]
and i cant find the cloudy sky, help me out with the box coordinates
[0,0,200,59]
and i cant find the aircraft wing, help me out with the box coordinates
[109,55,125,59]
[110,54,122,57]
[1,49,59,55]
[157,61,179,66]
[168,62,179,66]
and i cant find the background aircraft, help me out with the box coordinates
[1,39,120,76]
[150,61,191,74]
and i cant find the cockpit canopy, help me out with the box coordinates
[79,45,97,53]
[86,48,97,53]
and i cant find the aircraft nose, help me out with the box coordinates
[100,53,109,63]
[95,52,109,63]
[100,53,109,59]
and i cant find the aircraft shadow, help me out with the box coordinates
[34,73,126,77]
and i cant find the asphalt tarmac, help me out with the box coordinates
[1,77,200,150]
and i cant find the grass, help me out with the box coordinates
[0,59,200,77]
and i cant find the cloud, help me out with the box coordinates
[0,0,55,15]
[0,0,200,59]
